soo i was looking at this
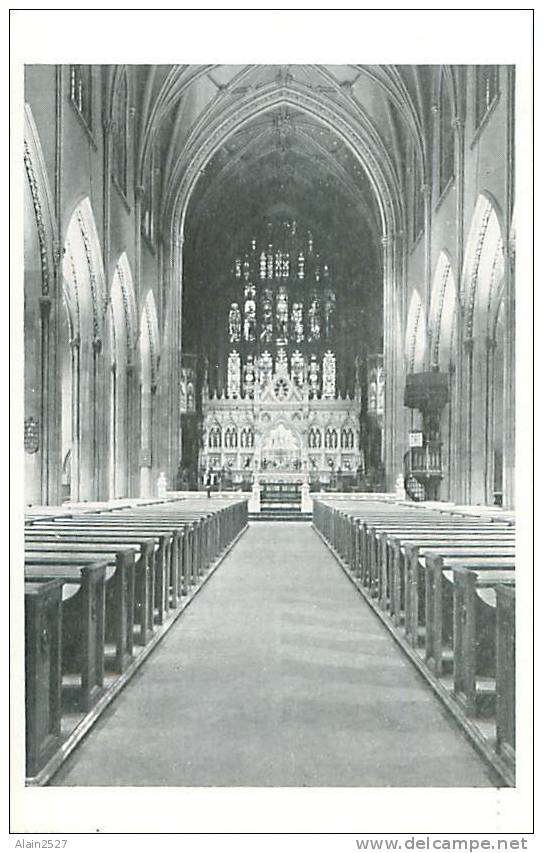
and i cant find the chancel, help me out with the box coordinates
[21,60,518,795]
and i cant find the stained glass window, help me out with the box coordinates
[276,287,289,338]
[222,222,341,401]
[260,291,273,342]
[228,302,241,342]
[227,350,241,399]
[243,355,256,399]
[297,252,305,280]
[243,286,256,342]
[322,350,336,399]
[308,355,320,398]
[291,350,304,386]
[291,302,304,343]
[323,290,336,339]
[258,350,273,383]
[308,293,321,341]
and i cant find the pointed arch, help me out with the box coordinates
[60,197,106,501]
[23,104,59,504]
[63,197,107,342]
[461,193,507,505]
[141,289,160,386]
[429,251,457,369]
[108,254,138,497]
[461,192,505,337]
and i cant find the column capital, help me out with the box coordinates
[464,337,474,354]
[421,183,431,198]
[486,335,497,352]
[92,335,102,355]
[70,333,81,351]
[453,116,464,133]
[135,184,146,201]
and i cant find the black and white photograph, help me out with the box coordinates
[10,8,534,843]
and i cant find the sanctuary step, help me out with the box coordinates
[250,510,312,522]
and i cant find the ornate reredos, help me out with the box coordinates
[260,365,304,404]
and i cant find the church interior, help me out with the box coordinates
[20,60,520,801]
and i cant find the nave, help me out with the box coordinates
[50,522,496,788]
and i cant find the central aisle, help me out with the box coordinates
[53,523,495,787]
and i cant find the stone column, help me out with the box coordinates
[70,333,81,502]
[382,233,394,488]
[484,335,497,502]
[502,237,515,509]
[126,362,137,497]
[450,117,465,504]
[502,67,515,510]
[92,335,104,499]
[462,336,474,504]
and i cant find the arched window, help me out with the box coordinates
[224,427,238,449]
[209,426,221,449]
[70,65,92,130]
[438,73,455,196]
[341,428,354,449]
[241,427,254,448]
[475,66,499,129]
[325,428,338,450]
[112,71,129,197]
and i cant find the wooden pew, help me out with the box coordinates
[495,584,515,762]
[24,540,136,672]
[425,554,516,678]
[24,527,156,645]
[24,559,108,711]
[383,531,514,613]
[29,520,171,625]
[363,520,512,600]
[395,537,515,638]
[25,580,63,777]
[452,566,516,717]
[54,514,194,609]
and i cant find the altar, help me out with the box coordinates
[200,356,363,487]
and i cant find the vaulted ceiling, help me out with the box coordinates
[126,64,454,355]
[132,63,445,237]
